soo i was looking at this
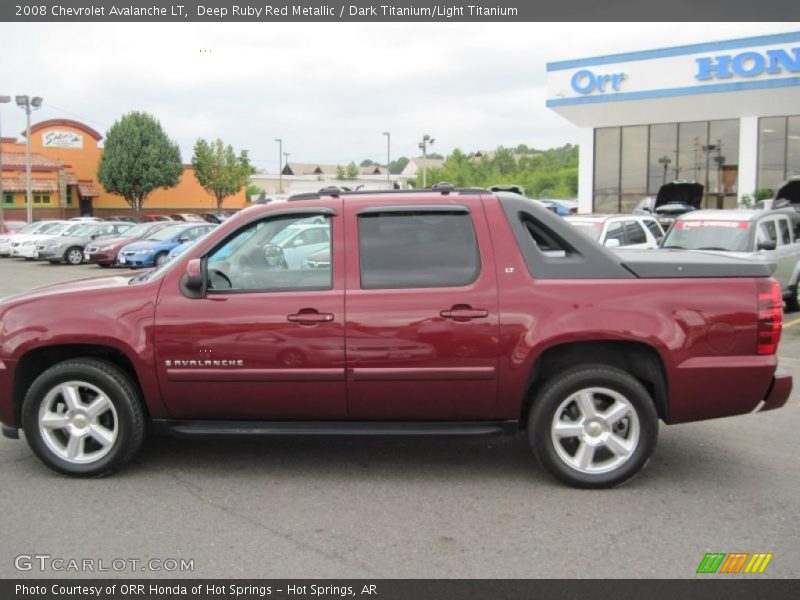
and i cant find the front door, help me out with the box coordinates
[343,196,500,420]
[153,205,346,420]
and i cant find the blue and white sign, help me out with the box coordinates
[546,32,800,108]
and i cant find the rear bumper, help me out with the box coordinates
[760,369,792,412]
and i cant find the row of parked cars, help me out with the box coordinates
[557,180,800,312]
[0,219,217,267]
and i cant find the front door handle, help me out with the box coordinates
[287,310,335,325]
[440,307,489,320]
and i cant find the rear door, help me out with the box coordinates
[343,196,500,420]
[772,215,799,293]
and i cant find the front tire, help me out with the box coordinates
[65,247,83,265]
[22,359,146,477]
[528,365,658,488]
[154,252,168,267]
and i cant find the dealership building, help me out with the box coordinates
[546,31,800,214]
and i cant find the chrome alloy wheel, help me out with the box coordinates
[37,381,118,464]
[550,387,640,475]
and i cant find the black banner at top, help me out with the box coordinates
[3,0,800,22]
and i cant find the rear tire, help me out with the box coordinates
[786,281,800,312]
[528,365,658,488]
[21,359,146,477]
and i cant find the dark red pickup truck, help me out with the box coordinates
[0,189,791,487]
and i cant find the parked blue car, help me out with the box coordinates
[538,199,578,216]
[117,223,216,268]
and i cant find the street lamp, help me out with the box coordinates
[417,134,434,188]
[16,95,43,224]
[283,152,290,192]
[0,95,11,231]
[382,131,390,184]
[274,138,283,194]
[657,155,671,186]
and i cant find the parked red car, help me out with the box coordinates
[0,188,790,487]
[83,221,173,267]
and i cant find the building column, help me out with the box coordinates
[577,127,594,213]
[738,116,759,205]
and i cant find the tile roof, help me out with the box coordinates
[1,176,59,192]
[1,152,59,169]
[77,181,99,197]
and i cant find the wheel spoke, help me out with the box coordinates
[602,401,631,426]
[575,391,597,419]
[604,433,634,457]
[574,441,594,470]
[87,424,115,448]
[86,395,112,419]
[60,384,82,411]
[553,420,583,438]
[65,433,84,460]
[40,412,70,430]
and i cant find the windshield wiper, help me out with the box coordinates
[661,245,685,250]
[696,246,729,251]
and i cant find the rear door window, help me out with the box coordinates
[643,219,664,242]
[777,218,792,246]
[358,211,480,289]
[757,219,778,247]
[622,220,647,245]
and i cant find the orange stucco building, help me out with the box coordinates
[1,119,247,221]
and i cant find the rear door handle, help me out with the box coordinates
[440,308,489,320]
[287,311,335,324]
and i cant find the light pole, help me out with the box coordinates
[657,155,671,186]
[16,95,43,223]
[417,134,434,188]
[382,131,390,184]
[275,138,283,194]
[283,152,290,192]
[0,95,11,231]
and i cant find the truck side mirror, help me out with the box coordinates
[604,238,622,248]
[757,239,777,251]
[181,257,206,298]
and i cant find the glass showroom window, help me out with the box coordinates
[595,119,740,213]
[758,115,800,195]
[620,126,648,213]
[593,127,621,213]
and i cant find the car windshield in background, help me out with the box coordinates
[662,220,751,252]
[70,223,101,237]
[147,225,188,241]
[567,221,603,241]
[122,223,155,238]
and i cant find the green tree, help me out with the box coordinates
[336,165,346,180]
[192,138,254,213]
[247,183,265,201]
[389,156,409,174]
[346,161,359,180]
[360,159,376,167]
[97,111,182,218]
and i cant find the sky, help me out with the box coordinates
[0,22,797,173]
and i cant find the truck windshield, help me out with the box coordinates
[662,220,751,252]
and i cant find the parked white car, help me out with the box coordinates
[0,221,63,256]
[662,208,800,310]
[5,221,69,258]
[565,214,665,249]
[10,222,86,259]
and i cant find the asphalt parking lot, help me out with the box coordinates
[0,258,798,579]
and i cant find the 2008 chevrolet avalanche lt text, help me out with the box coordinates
[0,189,792,487]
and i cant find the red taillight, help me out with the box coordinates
[569,207,578,215]
[757,279,783,355]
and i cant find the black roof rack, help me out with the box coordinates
[288,187,487,201]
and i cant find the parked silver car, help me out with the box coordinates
[662,208,800,310]
[35,222,134,265]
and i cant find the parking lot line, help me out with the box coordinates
[783,317,800,329]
